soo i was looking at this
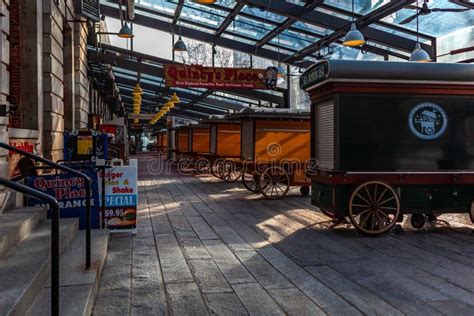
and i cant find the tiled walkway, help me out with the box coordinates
[94,154,474,315]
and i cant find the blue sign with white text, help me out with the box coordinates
[27,169,100,229]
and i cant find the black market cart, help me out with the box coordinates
[301,60,474,235]
[227,109,311,199]
[199,115,242,182]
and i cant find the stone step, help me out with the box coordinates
[0,218,79,316]
[0,207,47,258]
[27,230,110,316]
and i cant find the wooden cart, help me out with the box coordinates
[188,123,212,172]
[172,125,192,161]
[301,60,474,235]
[227,109,311,199]
[156,129,167,155]
[199,116,242,181]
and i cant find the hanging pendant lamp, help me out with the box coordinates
[173,18,187,52]
[410,3,431,62]
[173,35,187,52]
[343,0,365,47]
[118,22,134,38]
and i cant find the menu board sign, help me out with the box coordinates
[299,61,329,90]
[165,64,268,89]
[99,161,138,233]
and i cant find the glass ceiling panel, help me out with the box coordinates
[232,15,275,40]
[240,5,287,23]
[134,0,176,15]
[269,29,318,51]
[293,21,329,37]
[323,0,391,15]
[383,0,474,37]
[214,0,236,9]
[181,4,227,28]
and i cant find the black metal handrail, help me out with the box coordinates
[0,142,92,269]
[0,178,60,316]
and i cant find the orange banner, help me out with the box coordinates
[164,64,268,89]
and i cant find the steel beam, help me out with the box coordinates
[100,3,313,68]
[215,3,245,37]
[172,0,184,25]
[256,0,324,48]
[240,0,431,61]
[90,44,285,107]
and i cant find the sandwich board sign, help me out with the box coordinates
[98,159,138,234]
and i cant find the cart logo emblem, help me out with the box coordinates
[409,102,447,140]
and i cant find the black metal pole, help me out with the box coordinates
[85,183,91,269]
[51,202,60,316]
[101,167,106,229]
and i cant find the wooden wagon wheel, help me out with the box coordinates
[259,166,290,200]
[348,180,400,235]
[211,159,225,179]
[220,160,242,182]
[177,157,193,174]
[195,158,210,174]
[242,172,260,193]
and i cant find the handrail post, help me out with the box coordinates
[51,202,60,316]
[85,182,91,269]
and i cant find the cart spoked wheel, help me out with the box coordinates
[259,166,290,200]
[410,214,426,229]
[242,172,260,193]
[300,186,310,196]
[177,158,194,174]
[348,181,400,235]
[220,160,242,182]
[195,158,211,174]
[211,159,225,179]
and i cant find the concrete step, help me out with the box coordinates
[27,230,110,316]
[0,218,79,316]
[0,207,47,258]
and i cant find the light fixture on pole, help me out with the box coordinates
[173,19,187,52]
[118,22,134,38]
[409,2,431,62]
[343,0,365,47]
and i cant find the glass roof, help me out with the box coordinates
[99,0,473,119]
[383,0,473,37]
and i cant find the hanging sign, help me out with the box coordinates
[26,169,100,230]
[164,64,268,89]
[98,161,138,233]
[300,61,329,90]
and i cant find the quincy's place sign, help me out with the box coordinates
[165,64,268,89]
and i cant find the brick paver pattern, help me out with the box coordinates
[94,154,474,315]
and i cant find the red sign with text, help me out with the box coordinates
[164,64,268,89]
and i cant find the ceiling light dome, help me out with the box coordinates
[173,36,187,52]
[118,22,134,38]
[409,42,431,62]
[343,23,365,47]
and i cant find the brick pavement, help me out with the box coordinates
[93,155,474,315]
